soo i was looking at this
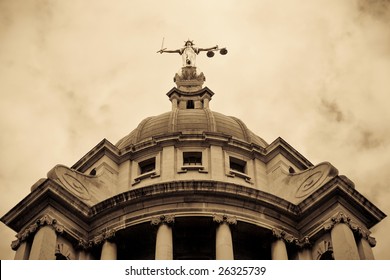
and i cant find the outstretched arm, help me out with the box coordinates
[158,48,182,54]
[196,45,218,53]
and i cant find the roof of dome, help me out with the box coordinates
[116,109,268,149]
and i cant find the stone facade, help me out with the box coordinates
[1,66,386,260]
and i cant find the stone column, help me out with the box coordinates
[213,214,236,260]
[324,212,360,260]
[29,225,57,260]
[101,240,117,260]
[271,228,295,260]
[27,215,64,260]
[92,228,117,260]
[13,241,31,260]
[296,237,312,260]
[151,215,175,260]
[357,234,376,260]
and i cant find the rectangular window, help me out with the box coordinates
[229,157,246,173]
[139,158,156,174]
[183,152,202,166]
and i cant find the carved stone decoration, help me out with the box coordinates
[296,236,311,249]
[323,212,351,231]
[47,164,113,206]
[48,165,91,201]
[213,214,237,225]
[150,214,175,226]
[269,161,338,203]
[271,228,297,244]
[174,67,205,91]
[11,214,64,250]
[294,162,339,198]
[75,238,90,250]
[323,211,377,248]
[367,236,377,247]
[55,243,72,260]
[90,228,116,246]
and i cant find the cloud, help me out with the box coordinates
[319,98,347,123]
[357,0,390,20]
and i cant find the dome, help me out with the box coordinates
[116,109,268,149]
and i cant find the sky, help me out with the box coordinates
[0,0,389,260]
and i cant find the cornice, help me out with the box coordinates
[298,177,386,229]
[265,137,313,169]
[71,138,121,172]
[1,179,91,233]
[90,180,299,219]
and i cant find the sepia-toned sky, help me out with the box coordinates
[0,0,389,260]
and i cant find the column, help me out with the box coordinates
[151,215,174,260]
[213,214,236,260]
[29,225,57,260]
[271,239,288,260]
[101,240,117,260]
[271,228,289,260]
[357,237,375,260]
[14,241,31,260]
[296,237,312,260]
[78,250,92,260]
[324,212,360,260]
[331,223,360,260]
[95,228,117,260]
[297,248,312,260]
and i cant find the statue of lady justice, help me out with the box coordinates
[158,39,219,67]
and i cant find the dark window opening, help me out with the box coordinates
[288,166,295,174]
[139,158,156,174]
[183,152,202,166]
[89,168,97,176]
[230,157,246,173]
[186,100,194,109]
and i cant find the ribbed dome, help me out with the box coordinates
[116,109,268,149]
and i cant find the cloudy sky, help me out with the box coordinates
[0,0,389,260]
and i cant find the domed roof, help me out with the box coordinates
[116,109,268,149]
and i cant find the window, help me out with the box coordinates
[139,158,156,174]
[186,100,194,109]
[229,157,246,173]
[183,152,202,166]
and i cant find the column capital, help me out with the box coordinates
[323,211,376,247]
[271,228,297,244]
[11,214,64,251]
[324,212,351,231]
[90,228,116,246]
[151,214,175,226]
[296,236,312,249]
[213,214,237,225]
[75,238,90,250]
[353,226,377,247]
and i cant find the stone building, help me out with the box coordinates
[1,58,386,260]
